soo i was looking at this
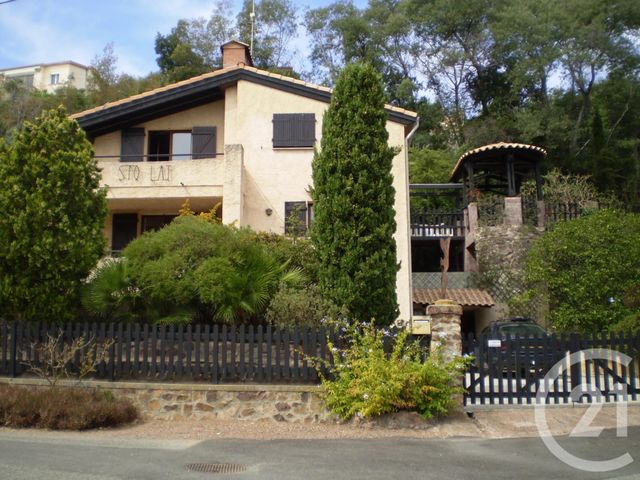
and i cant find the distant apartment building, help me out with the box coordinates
[0,61,90,93]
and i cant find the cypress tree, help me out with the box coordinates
[311,63,399,326]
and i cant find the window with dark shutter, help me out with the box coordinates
[191,126,217,159]
[284,201,308,236]
[120,128,145,162]
[273,113,316,148]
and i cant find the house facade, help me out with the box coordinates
[0,61,90,92]
[72,41,419,322]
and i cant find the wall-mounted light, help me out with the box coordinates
[265,208,273,216]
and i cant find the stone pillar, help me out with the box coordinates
[537,200,546,228]
[504,196,523,226]
[427,299,463,363]
[223,144,244,226]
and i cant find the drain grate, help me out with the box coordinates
[185,463,248,474]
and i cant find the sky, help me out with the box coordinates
[0,0,365,77]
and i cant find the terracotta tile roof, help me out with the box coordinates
[413,288,494,307]
[450,142,547,180]
[70,65,418,122]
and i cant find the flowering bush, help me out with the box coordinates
[318,322,469,420]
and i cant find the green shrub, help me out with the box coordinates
[82,259,143,322]
[0,107,107,322]
[0,385,138,430]
[86,216,304,324]
[253,232,320,284]
[319,323,469,420]
[526,209,640,332]
[265,284,329,329]
[609,313,640,334]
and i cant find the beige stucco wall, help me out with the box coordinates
[230,80,324,231]
[230,80,413,322]
[99,159,224,200]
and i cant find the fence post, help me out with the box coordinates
[569,333,582,403]
[9,321,18,378]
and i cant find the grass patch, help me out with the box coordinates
[0,385,139,430]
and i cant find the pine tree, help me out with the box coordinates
[0,107,107,322]
[311,63,399,326]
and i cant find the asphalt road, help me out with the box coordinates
[1,428,640,480]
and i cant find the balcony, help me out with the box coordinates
[97,155,225,200]
[410,212,465,238]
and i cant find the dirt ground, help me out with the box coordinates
[3,404,639,442]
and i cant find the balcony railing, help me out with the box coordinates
[410,212,465,238]
[94,153,224,161]
[96,154,225,195]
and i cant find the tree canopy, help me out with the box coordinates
[525,209,640,332]
[0,107,107,322]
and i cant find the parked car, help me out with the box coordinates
[475,318,562,374]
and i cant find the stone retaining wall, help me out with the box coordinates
[0,378,331,423]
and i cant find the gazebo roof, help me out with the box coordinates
[450,142,547,182]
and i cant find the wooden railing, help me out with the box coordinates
[410,212,465,238]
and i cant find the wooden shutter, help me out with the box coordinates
[284,201,308,236]
[298,114,316,147]
[192,126,217,159]
[273,114,316,148]
[273,114,294,147]
[120,128,145,162]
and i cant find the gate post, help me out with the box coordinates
[427,299,463,363]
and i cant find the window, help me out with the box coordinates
[272,113,315,148]
[147,127,216,161]
[284,201,312,236]
[8,74,34,88]
[111,213,138,253]
[50,73,60,85]
[120,128,145,162]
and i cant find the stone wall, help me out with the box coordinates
[0,378,330,423]
[474,222,545,320]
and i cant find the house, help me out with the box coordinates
[71,41,419,322]
[0,61,90,93]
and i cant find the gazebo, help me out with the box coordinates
[450,142,547,202]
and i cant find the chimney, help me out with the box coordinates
[221,41,253,69]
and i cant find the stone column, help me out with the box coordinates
[504,196,523,226]
[427,299,463,363]
[537,200,546,229]
[223,144,244,226]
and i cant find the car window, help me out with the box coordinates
[480,326,492,336]
[498,324,546,337]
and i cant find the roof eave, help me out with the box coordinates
[74,68,418,137]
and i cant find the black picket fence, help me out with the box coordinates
[463,331,640,406]
[545,202,584,225]
[0,322,339,384]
